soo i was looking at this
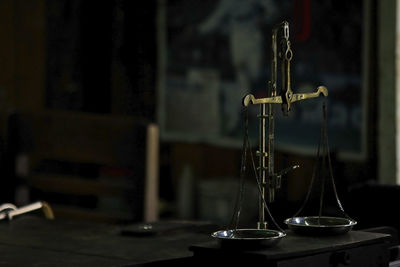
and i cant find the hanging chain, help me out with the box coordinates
[322,103,353,220]
[293,102,353,221]
[280,24,294,115]
[284,39,293,101]
[229,108,249,230]
[229,107,285,233]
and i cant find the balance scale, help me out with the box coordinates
[210,21,356,246]
[189,21,392,267]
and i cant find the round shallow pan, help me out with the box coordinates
[284,216,357,235]
[211,228,286,248]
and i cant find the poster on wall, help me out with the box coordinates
[158,0,366,159]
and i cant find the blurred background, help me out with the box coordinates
[0,0,398,234]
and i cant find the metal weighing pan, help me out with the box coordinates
[211,229,286,248]
[284,216,357,235]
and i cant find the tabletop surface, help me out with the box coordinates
[190,229,392,260]
[0,216,217,266]
[0,216,392,266]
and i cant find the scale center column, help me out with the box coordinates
[257,103,268,229]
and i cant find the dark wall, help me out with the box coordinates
[46,0,157,119]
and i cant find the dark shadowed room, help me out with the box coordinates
[0,0,399,266]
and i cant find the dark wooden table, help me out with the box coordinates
[190,230,392,266]
[0,216,217,266]
[0,216,393,266]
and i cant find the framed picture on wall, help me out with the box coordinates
[157,0,366,160]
